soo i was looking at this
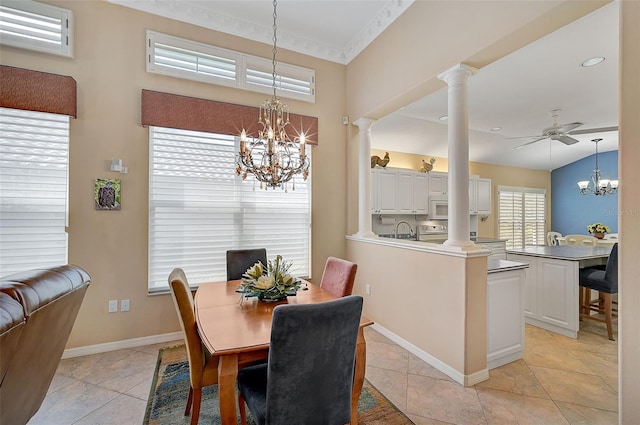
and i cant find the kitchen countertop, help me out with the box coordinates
[507,245,612,260]
[487,258,528,273]
[473,237,507,243]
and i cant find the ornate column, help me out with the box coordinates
[438,64,478,250]
[353,118,376,238]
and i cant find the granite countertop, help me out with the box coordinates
[473,238,507,243]
[487,258,529,273]
[506,245,612,260]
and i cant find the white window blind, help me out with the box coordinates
[0,107,69,276]
[0,0,73,57]
[498,186,546,250]
[149,126,311,293]
[147,30,315,103]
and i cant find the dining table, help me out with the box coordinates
[194,279,374,425]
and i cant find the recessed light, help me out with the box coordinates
[581,57,605,67]
[439,115,448,121]
[490,127,502,132]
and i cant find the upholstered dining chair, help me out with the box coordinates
[237,295,364,425]
[168,268,219,425]
[319,256,358,298]
[226,248,267,281]
[579,243,618,340]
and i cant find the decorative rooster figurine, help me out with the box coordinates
[420,157,436,173]
[371,152,390,168]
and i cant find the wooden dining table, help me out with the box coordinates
[194,280,374,425]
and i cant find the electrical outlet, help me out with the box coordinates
[108,300,118,313]
[121,299,130,312]
[365,284,371,295]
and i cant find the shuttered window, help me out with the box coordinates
[0,107,69,276]
[498,186,546,250]
[148,126,311,293]
[147,31,315,103]
[0,0,73,57]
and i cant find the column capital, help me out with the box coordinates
[353,117,376,130]
[438,63,478,86]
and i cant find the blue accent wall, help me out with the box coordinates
[551,150,618,235]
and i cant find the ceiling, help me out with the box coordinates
[112,0,619,171]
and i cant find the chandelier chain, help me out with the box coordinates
[272,0,278,99]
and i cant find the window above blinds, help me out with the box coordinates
[0,107,69,276]
[148,126,311,293]
[0,0,73,57]
[498,186,546,250]
[147,30,315,103]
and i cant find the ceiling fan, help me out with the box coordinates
[511,109,618,149]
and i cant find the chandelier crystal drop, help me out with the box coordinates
[577,138,618,196]
[235,0,310,190]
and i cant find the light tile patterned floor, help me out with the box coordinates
[28,322,618,425]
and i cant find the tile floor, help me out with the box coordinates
[28,321,618,425]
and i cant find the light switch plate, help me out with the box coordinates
[108,300,118,313]
[121,299,130,312]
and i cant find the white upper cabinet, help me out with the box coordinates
[428,171,448,197]
[469,177,492,214]
[398,171,428,214]
[371,169,399,214]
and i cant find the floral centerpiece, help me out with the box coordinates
[239,255,302,302]
[587,223,610,239]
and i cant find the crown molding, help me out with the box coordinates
[108,0,413,65]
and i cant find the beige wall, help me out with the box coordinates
[371,149,551,238]
[0,0,348,347]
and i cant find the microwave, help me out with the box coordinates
[429,200,448,219]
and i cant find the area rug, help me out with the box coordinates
[144,344,414,425]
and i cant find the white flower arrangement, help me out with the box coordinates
[587,223,610,234]
[240,255,301,301]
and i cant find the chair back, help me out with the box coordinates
[565,234,597,246]
[605,243,618,292]
[319,256,358,298]
[265,295,363,425]
[226,249,267,281]
[546,231,562,246]
[168,268,205,388]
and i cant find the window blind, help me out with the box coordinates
[0,0,73,57]
[498,186,546,250]
[148,126,311,293]
[0,107,69,276]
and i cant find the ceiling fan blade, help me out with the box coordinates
[568,126,619,135]
[558,122,583,133]
[551,135,580,145]
[505,134,545,140]
[515,137,547,149]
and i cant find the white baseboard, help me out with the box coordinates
[370,323,489,387]
[62,332,183,359]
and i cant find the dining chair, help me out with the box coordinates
[226,248,267,281]
[168,268,219,425]
[564,234,597,246]
[546,231,562,246]
[578,243,618,340]
[237,295,364,425]
[319,256,358,298]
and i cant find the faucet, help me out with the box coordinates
[395,221,414,239]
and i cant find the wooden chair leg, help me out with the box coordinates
[185,386,193,416]
[190,388,202,425]
[238,392,247,425]
[603,292,614,341]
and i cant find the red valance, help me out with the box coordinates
[0,66,77,118]
[141,89,318,145]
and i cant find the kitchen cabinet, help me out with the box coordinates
[469,177,492,214]
[397,171,428,214]
[371,169,398,214]
[428,171,448,197]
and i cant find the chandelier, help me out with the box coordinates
[577,138,618,196]
[235,0,310,190]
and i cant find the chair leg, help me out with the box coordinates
[603,292,614,341]
[190,388,202,425]
[238,392,247,425]
[185,386,193,416]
